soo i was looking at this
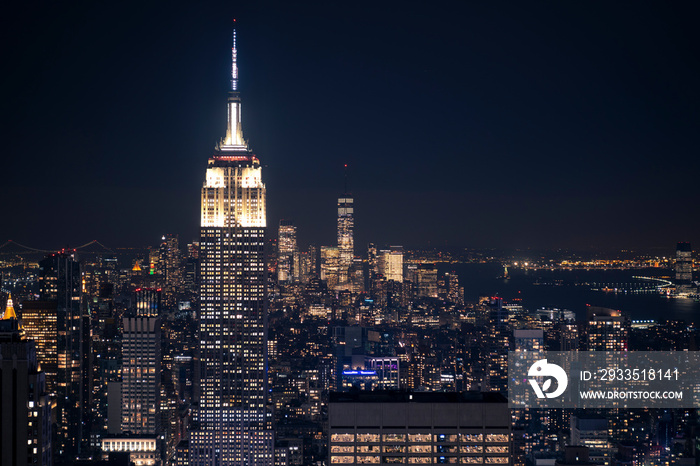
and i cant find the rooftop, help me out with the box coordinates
[329,390,507,404]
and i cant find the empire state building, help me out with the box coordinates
[190,27,274,466]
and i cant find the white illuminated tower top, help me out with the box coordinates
[220,25,246,150]
[201,24,266,230]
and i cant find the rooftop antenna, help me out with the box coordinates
[231,19,238,91]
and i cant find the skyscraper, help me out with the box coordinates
[38,251,88,459]
[189,26,274,466]
[122,289,162,436]
[134,287,163,316]
[277,220,297,284]
[0,298,53,466]
[160,234,182,309]
[337,171,354,284]
[320,246,340,289]
[19,300,58,394]
[378,247,403,282]
[675,242,692,284]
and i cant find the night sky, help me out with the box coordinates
[2,1,699,253]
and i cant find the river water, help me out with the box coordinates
[437,263,700,324]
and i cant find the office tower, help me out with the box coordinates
[160,234,182,308]
[586,306,629,351]
[348,258,365,293]
[135,287,162,316]
[378,247,403,282]
[337,176,354,283]
[278,220,297,284]
[190,26,274,466]
[675,242,692,284]
[18,300,58,393]
[321,246,341,289]
[122,289,162,435]
[0,304,52,466]
[39,251,87,458]
[329,391,512,465]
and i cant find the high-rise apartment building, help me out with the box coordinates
[278,220,298,284]
[189,26,274,466]
[586,306,629,351]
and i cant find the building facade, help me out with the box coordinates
[329,391,512,465]
[121,316,162,435]
[378,247,403,283]
[38,251,87,459]
[278,220,298,284]
[0,306,53,466]
[19,300,58,394]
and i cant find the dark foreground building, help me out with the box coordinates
[329,391,511,465]
[0,298,53,466]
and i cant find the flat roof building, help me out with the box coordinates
[329,391,511,465]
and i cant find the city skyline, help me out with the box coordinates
[2,1,700,252]
[1,18,699,464]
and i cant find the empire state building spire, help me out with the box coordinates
[221,21,246,150]
[230,21,239,92]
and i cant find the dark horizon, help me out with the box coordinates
[2,1,699,252]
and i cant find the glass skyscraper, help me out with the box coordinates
[337,191,354,285]
[189,27,274,466]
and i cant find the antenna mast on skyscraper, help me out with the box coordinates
[344,163,349,194]
[231,19,238,92]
